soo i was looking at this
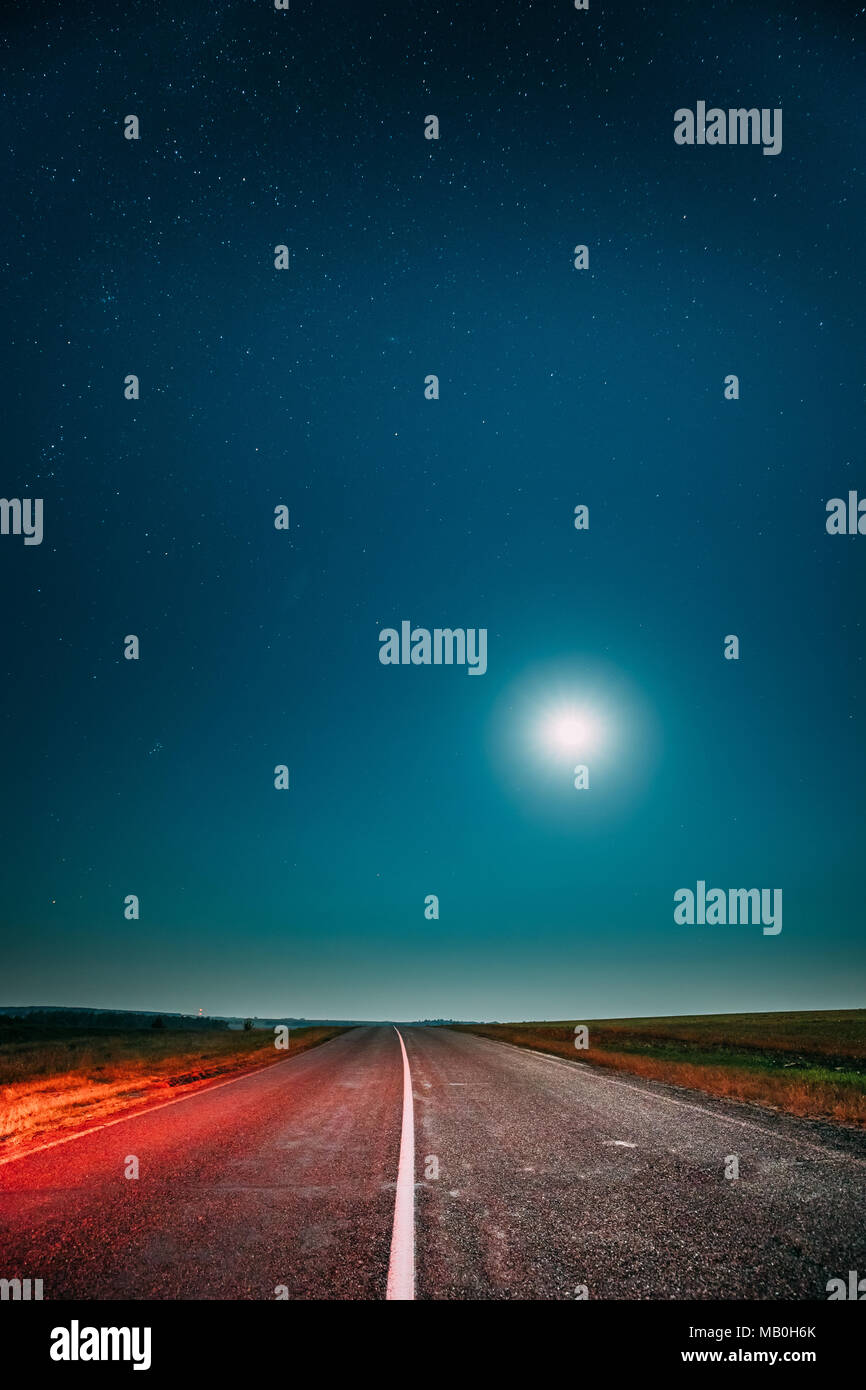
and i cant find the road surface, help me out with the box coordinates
[1,1026,864,1300]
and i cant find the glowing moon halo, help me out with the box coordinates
[536,703,604,760]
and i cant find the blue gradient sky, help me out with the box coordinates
[1,0,864,1020]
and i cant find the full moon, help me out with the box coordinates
[538,704,603,759]
[489,660,655,812]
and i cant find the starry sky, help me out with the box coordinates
[1,0,864,1022]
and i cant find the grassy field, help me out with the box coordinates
[0,1024,346,1156]
[454,1010,866,1127]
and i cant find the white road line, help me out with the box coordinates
[386,1026,416,1301]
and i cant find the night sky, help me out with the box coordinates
[2,1,864,1021]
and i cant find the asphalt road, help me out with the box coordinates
[2,1025,864,1300]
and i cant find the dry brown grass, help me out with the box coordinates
[456,1014,866,1128]
[0,1026,346,1156]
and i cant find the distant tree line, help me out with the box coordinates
[0,1009,230,1032]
